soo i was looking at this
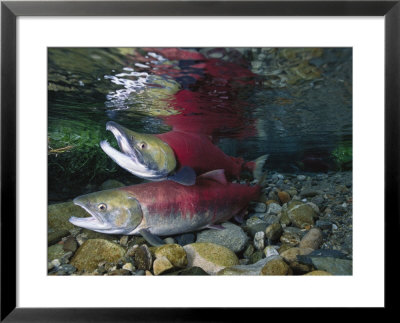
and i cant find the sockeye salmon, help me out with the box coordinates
[100,121,268,186]
[69,170,260,246]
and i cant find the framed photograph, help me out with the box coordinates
[1,0,398,320]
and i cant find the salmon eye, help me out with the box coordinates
[139,142,147,149]
[97,203,107,211]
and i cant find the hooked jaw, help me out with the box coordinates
[101,121,165,180]
[69,197,109,232]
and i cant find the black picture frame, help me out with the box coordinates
[1,0,398,320]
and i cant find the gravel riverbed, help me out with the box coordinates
[48,170,352,276]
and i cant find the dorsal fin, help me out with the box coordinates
[198,169,227,185]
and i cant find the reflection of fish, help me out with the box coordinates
[70,170,260,246]
[100,121,268,185]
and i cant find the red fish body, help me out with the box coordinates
[156,130,254,179]
[122,173,260,236]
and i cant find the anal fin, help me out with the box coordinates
[139,228,166,246]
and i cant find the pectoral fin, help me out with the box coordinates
[167,166,196,186]
[139,228,166,246]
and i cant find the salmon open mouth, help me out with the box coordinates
[69,198,108,231]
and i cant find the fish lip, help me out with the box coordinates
[105,121,144,163]
[72,197,105,226]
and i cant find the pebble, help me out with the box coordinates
[132,245,153,271]
[297,175,306,181]
[267,203,282,215]
[299,228,323,250]
[264,245,279,258]
[153,256,174,275]
[316,220,333,230]
[70,239,126,272]
[278,191,291,204]
[261,257,290,275]
[280,231,301,246]
[63,236,78,253]
[175,233,196,246]
[304,270,332,275]
[251,202,267,213]
[119,236,129,247]
[183,242,239,275]
[306,257,352,275]
[249,250,264,264]
[246,216,269,237]
[254,231,265,250]
[217,257,271,275]
[163,237,176,245]
[154,244,188,268]
[243,244,254,259]
[122,263,134,272]
[196,222,249,253]
[285,201,317,228]
[265,223,283,241]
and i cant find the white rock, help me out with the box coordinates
[254,231,265,250]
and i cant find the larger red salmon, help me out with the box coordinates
[69,170,260,245]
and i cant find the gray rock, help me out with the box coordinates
[316,220,333,230]
[245,216,269,237]
[217,257,275,275]
[307,257,352,275]
[251,202,267,213]
[267,203,282,215]
[175,233,195,246]
[297,175,306,181]
[300,188,322,198]
[196,222,248,253]
[261,214,280,226]
[264,245,279,258]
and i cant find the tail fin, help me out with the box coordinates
[251,154,269,182]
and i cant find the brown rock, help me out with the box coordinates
[278,191,291,204]
[261,258,290,275]
[299,228,323,250]
[304,270,332,276]
[153,256,174,275]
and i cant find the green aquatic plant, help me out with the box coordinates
[48,122,119,196]
[332,145,352,170]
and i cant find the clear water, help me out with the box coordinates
[48,47,352,201]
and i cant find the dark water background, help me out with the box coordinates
[48,47,352,201]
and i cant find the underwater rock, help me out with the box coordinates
[254,231,265,250]
[174,233,195,246]
[303,270,332,275]
[196,222,248,253]
[70,239,126,272]
[171,266,209,276]
[48,244,66,262]
[280,247,314,274]
[249,250,264,264]
[302,257,352,275]
[243,244,254,259]
[122,263,135,272]
[133,245,153,271]
[299,228,323,250]
[63,236,78,253]
[278,191,291,204]
[263,245,279,258]
[48,201,87,231]
[153,256,174,275]
[245,216,269,237]
[260,214,280,226]
[154,244,188,268]
[285,201,318,229]
[261,257,290,275]
[267,202,282,215]
[183,242,239,275]
[265,223,283,241]
[48,229,70,246]
[217,256,277,275]
[251,202,267,213]
[280,231,301,246]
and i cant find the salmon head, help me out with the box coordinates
[100,121,196,185]
[69,189,143,234]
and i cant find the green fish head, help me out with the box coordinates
[70,189,143,234]
[100,121,176,180]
